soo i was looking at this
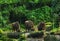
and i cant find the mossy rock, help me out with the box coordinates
[44,35,60,41]
[7,32,20,39]
[27,32,44,38]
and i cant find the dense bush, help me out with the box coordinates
[0,0,60,41]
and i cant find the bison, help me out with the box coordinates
[37,22,46,37]
[37,22,46,31]
[11,21,20,32]
[25,20,34,32]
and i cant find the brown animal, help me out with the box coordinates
[12,21,20,32]
[25,20,34,32]
[37,22,46,37]
[37,22,46,31]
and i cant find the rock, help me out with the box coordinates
[27,32,44,38]
[44,35,60,41]
[7,32,20,39]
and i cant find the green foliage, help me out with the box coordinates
[0,34,13,41]
[0,0,60,41]
[0,29,3,34]
[0,0,59,28]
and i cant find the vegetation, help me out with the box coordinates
[0,0,60,41]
